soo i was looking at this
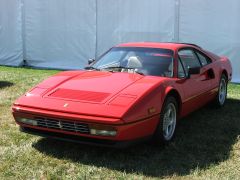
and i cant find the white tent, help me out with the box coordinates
[0,0,239,82]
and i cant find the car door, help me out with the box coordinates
[177,48,212,115]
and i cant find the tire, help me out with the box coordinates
[214,74,228,107]
[153,96,178,145]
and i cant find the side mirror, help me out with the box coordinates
[88,58,95,65]
[187,67,200,78]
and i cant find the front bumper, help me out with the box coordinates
[20,126,151,148]
[12,106,159,147]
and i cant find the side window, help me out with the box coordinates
[195,51,211,66]
[178,49,201,76]
[178,59,185,78]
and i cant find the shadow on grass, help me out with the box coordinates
[0,81,14,89]
[33,98,240,178]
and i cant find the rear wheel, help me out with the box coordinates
[214,74,228,107]
[153,96,178,145]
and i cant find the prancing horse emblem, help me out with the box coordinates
[63,103,68,108]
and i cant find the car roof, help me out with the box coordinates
[117,42,201,51]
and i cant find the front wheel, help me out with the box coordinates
[214,74,228,107]
[153,96,178,145]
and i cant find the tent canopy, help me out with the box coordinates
[0,0,239,82]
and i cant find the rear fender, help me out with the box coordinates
[219,57,232,81]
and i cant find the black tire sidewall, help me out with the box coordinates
[153,96,178,145]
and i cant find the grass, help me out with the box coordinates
[0,65,240,179]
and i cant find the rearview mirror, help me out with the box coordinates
[88,58,95,65]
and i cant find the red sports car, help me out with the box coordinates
[12,42,232,147]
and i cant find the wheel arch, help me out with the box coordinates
[164,88,182,116]
[221,69,228,81]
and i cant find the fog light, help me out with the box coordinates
[16,117,37,126]
[89,124,117,136]
[90,129,117,136]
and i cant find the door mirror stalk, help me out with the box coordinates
[187,67,201,78]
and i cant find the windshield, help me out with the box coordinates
[91,47,174,77]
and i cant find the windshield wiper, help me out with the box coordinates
[84,66,100,71]
[102,66,131,70]
[134,71,145,75]
[102,66,144,75]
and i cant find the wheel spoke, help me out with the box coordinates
[165,125,169,135]
[167,108,171,117]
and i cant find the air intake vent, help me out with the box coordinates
[35,117,90,134]
[48,89,110,102]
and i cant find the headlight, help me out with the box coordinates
[16,117,37,126]
[89,124,117,136]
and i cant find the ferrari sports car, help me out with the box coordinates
[12,42,232,147]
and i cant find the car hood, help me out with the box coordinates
[14,70,167,121]
[45,70,143,103]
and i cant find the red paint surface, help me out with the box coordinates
[12,42,232,143]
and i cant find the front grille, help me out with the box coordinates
[34,117,90,134]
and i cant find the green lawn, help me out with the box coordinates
[0,66,240,180]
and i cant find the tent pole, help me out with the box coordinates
[174,0,180,42]
[95,0,98,59]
